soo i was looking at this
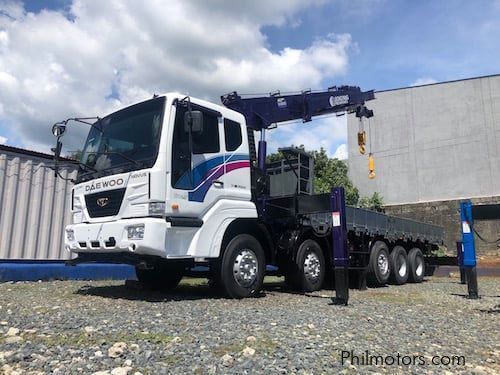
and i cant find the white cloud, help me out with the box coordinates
[267,115,347,157]
[410,77,437,86]
[0,0,352,153]
[0,135,7,144]
[332,143,348,160]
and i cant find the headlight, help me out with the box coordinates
[66,229,75,242]
[148,202,166,216]
[127,224,145,240]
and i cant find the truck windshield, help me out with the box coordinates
[78,97,165,182]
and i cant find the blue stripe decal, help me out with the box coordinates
[188,159,250,202]
[177,154,249,190]
[224,153,249,163]
[176,156,223,189]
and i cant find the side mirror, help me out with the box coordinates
[184,110,203,134]
[52,123,66,137]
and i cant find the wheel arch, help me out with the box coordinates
[297,230,331,268]
[276,227,331,269]
[221,218,274,264]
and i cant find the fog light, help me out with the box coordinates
[66,229,75,242]
[127,224,145,240]
[148,202,166,216]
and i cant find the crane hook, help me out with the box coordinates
[359,143,366,155]
[368,153,376,179]
[357,118,366,155]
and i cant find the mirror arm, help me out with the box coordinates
[65,117,102,132]
[51,116,100,180]
[53,138,62,177]
[51,167,76,183]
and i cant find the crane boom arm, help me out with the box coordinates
[221,85,374,130]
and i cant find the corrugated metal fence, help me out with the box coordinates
[0,147,76,260]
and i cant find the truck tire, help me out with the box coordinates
[285,239,325,292]
[389,246,409,285]
[219,234,265,299]
[135,262,184,291]
[367,241,391,286]
[408,247,425,283]
[135,267,156,285]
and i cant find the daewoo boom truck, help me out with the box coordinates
[51,86,443,298]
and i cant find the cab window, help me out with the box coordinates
[171,104,220,189]
[224,119,242,151]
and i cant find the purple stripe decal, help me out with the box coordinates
[188,161,250,202]
[226,160,250,173]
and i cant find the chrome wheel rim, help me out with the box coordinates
[378,252,389,275]
[233,249,258,288]
[415,257,424,277]
[397,254,407,277]
[304,251,321,284]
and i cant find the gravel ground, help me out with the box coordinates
[0,276,498,374]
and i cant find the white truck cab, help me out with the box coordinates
[65,94,257,263]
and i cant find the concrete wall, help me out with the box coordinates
[0,146,76,260]
[348,75,500,205]
[385,197,500,255]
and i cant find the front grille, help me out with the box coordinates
[85,188,126,218]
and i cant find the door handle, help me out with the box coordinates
[212,180,224,188]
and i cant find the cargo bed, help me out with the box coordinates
[266,193,444,245]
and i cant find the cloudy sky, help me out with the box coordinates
[0,0,499,159]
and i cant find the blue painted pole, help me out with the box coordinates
[459,201,479,298]
[330,186,349,306]
[456,241,466,284]
[258,129,267,174]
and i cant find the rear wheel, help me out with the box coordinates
[367,241,391,286]
[219,234,265,298]
[408,247,425,283]
[135,262,185,290]
[285,239,325,292]
[389,246,409,285]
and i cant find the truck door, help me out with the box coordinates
[170,102,226,216]
[222,117,251,201]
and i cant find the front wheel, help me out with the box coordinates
[285,239,326,292]
[135,262,185,290]
[219,234,265,298]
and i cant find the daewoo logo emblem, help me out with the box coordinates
[97,197,109,207]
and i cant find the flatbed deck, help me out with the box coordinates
[266,193,444,245]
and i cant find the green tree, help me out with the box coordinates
[267,146,360,205]
[66,150,82,162]
[358,192,384,212]
[310,148,359,205]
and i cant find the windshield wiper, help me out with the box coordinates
[92,151,143,167]
[75,161,98,173]
[77,152,145,181]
